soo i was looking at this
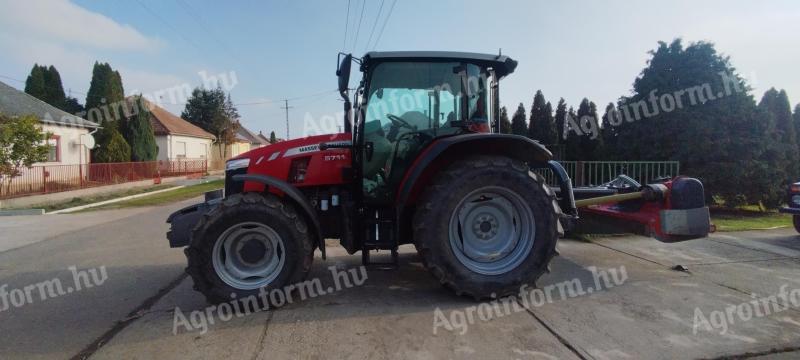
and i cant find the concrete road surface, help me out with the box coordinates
[1,199,800,359]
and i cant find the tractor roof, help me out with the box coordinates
[362,51,518,78]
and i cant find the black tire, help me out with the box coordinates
[185,192,314,305]
[794,215,800,234]
[413,155,561,299]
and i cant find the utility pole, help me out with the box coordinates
[281,99,293,139]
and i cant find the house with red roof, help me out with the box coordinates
[136,98,216,162]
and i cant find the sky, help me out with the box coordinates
[0,0,798,139]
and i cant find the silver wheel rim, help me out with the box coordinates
[212,221,285,290]
[448,186,535,275]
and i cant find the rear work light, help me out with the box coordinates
[289,157,310,183]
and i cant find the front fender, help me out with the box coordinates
[166,199,220,248]
[232,174,326,259]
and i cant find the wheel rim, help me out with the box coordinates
[448,186,535,275]
[212,221,286,290]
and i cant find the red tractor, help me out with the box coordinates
[167,51,710,303]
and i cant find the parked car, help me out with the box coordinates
[779,181,800,233]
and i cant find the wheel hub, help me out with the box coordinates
[474,215,499,239]
[449,186,536,275]
[238,237,269,265]
[212,222,286,290]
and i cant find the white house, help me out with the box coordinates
[0,80,99,166]
[139,99,216,162]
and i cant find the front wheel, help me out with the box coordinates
[185,193,313,304]
[413,156,561,299]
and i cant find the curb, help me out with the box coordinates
[0,209,45,216]
[48,186,186,214]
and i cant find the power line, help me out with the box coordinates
[234,89,338,106]
[175,0,241,60]
[372,0,397,50]
[178,0,244,65]
[363,0,385,53]
[133,0,208,56]
[351,0,366,51]
[342,0,351,51]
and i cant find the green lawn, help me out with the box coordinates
[87,179,223,210]
[711,208,793,232]
[22,184,176,212]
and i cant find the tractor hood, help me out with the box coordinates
[230,133,352,163]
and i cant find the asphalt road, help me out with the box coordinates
[1,199,800,359]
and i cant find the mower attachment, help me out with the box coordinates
[574,176,712,242]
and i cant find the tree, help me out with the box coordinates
[563,106,581,160]
[86,62,125,126]
[554,98,567,145]
[616,39,769,207]
[0,114,50,194]
[63,96,85,115]
[93,129,131,163]
[122,96,158,161]
[24,64,47,101]
[499,106,511,134]
[86,62,128,163]
[182,86,240,158]
[758,88,797,181]
[795,104,800,159]
[510,103,527,136]
[269,131,277,144]
[571,99,603,160]
[528,90,556,144]
[601,103,620,159]
[43,66,66,110]
[543,102,555,143]
[24,65,67,111]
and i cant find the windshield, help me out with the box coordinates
[364,61,489,133]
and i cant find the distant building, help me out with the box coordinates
[257,131,271,144]
[135,98,215,161]
[236,124,269,149]
[0,80,99,166]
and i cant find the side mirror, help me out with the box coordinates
[337,53,353,96]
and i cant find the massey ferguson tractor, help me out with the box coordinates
[167,51,711,303]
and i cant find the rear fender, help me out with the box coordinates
[395,133,556,239]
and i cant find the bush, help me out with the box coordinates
[94,129,131,163]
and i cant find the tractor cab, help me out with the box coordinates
[337,51,518,204]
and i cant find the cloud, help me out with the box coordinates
[0,0,163,52]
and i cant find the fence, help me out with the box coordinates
[0,159,208,200]
[536,161,680,187]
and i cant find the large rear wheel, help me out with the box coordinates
[185,193,313,304]
[413,155,561,299]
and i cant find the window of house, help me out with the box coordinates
[176,141,187,158]
[46,135,60,162]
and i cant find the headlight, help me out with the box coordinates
[226,158,250,171]
[792,195,800,206]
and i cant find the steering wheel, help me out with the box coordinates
[386,114,415,130]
